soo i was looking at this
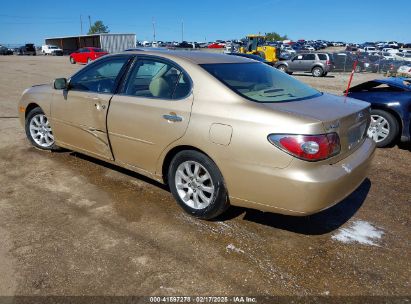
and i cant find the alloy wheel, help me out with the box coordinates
[368,114,390,143]
[29,114,55,148]
[174,161,215,210]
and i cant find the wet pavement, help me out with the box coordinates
[0,56,410,299]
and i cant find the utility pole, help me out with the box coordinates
[80,15,83,35]
[181,19,184,42]
[152,17,156,42]
[88,16,92,33]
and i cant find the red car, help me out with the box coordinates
[69,47,108,64]
[207,43,224,49]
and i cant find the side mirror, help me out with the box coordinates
[54,78,67,90]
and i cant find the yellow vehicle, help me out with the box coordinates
[239,35,279,64]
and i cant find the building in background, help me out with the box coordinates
[44,33,136,54]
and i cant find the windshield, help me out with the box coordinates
[201,63,321,103]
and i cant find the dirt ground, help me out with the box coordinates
[0,55,410,301]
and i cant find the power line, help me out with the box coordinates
[0,14,77,21]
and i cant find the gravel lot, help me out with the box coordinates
[0,55,410,301]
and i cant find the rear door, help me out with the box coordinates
[108,56,193,174]
[51,55,132,160]
[301,53,316,71]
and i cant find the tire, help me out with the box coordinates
[25,107,60,151]
[312,66,324,77]
[168,150,229,220]
[323,72,328,76]
[87,58,92,64]
[368,109,399,148]
[70,56,76,64]
[277,64,287,73]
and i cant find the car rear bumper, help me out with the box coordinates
[230,138,376,215]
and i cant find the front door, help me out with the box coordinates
[288,55,303,71]
[51,55,131,160]
[108,56,193,174]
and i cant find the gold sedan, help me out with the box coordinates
[18,51,375,219]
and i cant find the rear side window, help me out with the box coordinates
[123,58,191,100]
[318,54,327,60]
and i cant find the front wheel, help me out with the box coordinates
[368,109,399,147]
[277,65,287,73]
[168,150,229,220]
[25,107,59,150]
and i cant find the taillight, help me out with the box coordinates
[268,133,341,161]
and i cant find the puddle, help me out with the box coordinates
[331,220,384,246]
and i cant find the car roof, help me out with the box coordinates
[373,77,411,89]
[119,50,255,64]
[349,78,411,91]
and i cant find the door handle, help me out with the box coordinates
[163,114,183,122]
[94,103,106,110]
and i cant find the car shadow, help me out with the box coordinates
[65,151,370,235]
[68,151,169,191]
[216,179,371,235]
[398,142,411,151]
[292,73,335,78]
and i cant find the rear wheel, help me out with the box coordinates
[368,109,399,147]
[70,56,76,64]
[312,66,323,77]
[168,150,229,220]
[25,107,60,151]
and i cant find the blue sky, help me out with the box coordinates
[1,0,410,46]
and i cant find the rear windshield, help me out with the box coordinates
[201,63,321,103]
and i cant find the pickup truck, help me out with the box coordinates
[360,46,378,54]
[41,45,63,56]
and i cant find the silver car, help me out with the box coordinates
[275,53,333,77]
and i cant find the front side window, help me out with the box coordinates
[123,58,191,99]
[69,57,129,93]
[201,62,321,103]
